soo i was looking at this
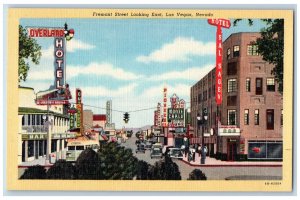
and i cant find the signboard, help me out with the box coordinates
[106,100,112,124]
[69,113,75,129]
[157,103,161,126]
[218,125,241,136]
[168,108,184,120]
[208,18,231,105]
[162,87,168,127]
[36,99,69,105]
[76,89,83,132]
[22,133,76,140]
[27,27,65,37]
[54,37,65,89]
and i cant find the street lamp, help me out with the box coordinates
[197,109,208,164]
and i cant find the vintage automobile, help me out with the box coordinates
[168,148,184,159]
[144,141,153,150]
[150,148,163,159]
[136,144,146,154]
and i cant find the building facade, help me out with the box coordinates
[190,32,283,161]
[83,109,93,131]
[18,86,74,164]
[92,114,106,128]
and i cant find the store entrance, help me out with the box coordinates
[227,140,237,161]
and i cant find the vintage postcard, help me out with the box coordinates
[5,7,293,191]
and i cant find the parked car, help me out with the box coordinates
[136,144,146,154]
[150,148,163,159]
[163,146,174,155]
[168,148,184,159]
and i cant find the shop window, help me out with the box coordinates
[227,96,237,106]
[247,44,259,56]
[227,62,237,75]
[51,140,57,153]
[227,110,237,125]
[254,109,260,125]
[256,78,263,95]
[266,109,274,130]
[246,78,251,92]
[233,45,240,57]
[227,48,231,60]
[267,78,275,91]
[244,109,249,125]
[227,79,237,92]
[38,140,44,156]
[28,140,34,157]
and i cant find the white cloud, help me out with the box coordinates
[147,64,214,81]
[71,83,138,98]
[41,46,54,60]
[27,69,54,81]
[67,62,143,80]
[40,39,95,60]
[136,37,215,63]
[66,38,95,52]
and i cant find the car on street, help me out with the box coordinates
[168,148,184,159]
[151,143,163,150]
[144,141,153,150]
[136,144,146,154]
[162,146,174,155]
[150,148,163,159]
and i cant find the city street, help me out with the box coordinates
[122,135,282,180]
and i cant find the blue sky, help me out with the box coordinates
[20,18,266,128]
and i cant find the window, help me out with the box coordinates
[228,79,237,92]
[28,141,34,157]
[256,78,263,95]
[22,116,25,126]
[227,110,237,125]
[227,48,231,60]
[28,114,31,125]
[266,109,274,130]
[281,109,283,126]
[203,90,207,101]
[227,96,237,106]
[247,44,259,55]
[212,85,215,96]
[208,88,211,98]
[244,109,249,125]
[267,78,275,91]
[254,109,259,125]
[233,45,240,57]
[227,62,237,75]
[198,94,202,103]
[76,146,84,150]
[246,78,251,92]
[51,140,57,153]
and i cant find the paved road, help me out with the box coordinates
[123,136,282,180]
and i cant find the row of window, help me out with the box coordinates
[228,77,276,93]
[227,44,258,60]
[228,109,283,129]
[22,114,69,126]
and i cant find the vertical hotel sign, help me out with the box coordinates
[162,88,168,127]
[76,89,83,132]
[207,19,231,105]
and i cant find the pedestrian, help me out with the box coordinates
[192,146,196,162]
[198,144,202,157]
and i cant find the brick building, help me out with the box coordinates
[190,32,283,161]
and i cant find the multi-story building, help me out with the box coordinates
[190,32,283,161]
[92,114,106,128]
[18,86,75,164]
[83,109,93,131]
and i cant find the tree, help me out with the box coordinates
[187,169,207,180]
[233,19,284,93]
[75,148,101,179]
[20,165,47,179]
[19,25,42,82]
[148,156,181,180]
[46,160,76,179]
[136,160,151,180]
[98,142,138,180]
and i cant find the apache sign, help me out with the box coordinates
[208,19,231,105]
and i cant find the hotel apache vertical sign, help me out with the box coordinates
[76,89,83,132]
[208,19,231,105]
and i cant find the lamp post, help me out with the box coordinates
[197,109,208,164]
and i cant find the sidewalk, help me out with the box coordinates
[181,153,282,167]
[18,156,54,168]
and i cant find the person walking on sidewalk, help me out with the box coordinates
[198,144,202,157]
[192,145,196,162]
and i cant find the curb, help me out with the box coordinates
[181,159,282,167]
[18,165,53,168]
